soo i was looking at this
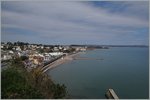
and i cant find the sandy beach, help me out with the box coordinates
[42,52,81,73]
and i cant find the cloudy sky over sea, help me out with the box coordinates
[1,1,149,45]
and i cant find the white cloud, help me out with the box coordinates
[1,1,149,45]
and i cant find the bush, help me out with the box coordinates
[1,67,44,99]
[2,62,67,99]
[20,56,28,61]
[30,67,67,98]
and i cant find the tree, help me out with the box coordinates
[2,59,67,99]
[20,56,28,61]
[30,67,67,98]
[7,42,13,46]
[1,67,44,99]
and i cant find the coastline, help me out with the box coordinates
[42,52,81,73]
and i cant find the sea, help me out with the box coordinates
[47,47,149,99]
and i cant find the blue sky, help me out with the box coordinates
[1,1,149,45]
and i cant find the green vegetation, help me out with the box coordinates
[2,58,67,99]
[20,56,29,61]
[2,67,44,99]
[30,67,67,98]
[64,47,76,53]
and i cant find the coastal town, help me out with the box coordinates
[2,41,144,72]
[1,0,149,99]
[1,41,87,72]
[1,41,111,99]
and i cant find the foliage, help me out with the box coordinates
[1,67,44,99]
[37,48,44,53]
[20,56,29,61]
[7,45,14,50]
[14,41,29,46]
[11,57,22,64]
[30,67,67,98]
[52,84,67,99]
[2,59,67,99]
[64,48,76,53]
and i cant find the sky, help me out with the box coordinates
[1,1,149,45]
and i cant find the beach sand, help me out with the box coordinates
[42,52,81,73]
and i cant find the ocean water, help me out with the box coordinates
[47,47,149,99]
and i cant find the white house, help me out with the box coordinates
[1,45,4,49]
[53,47,59,51]
[43,53,51,61]
[13,46,22,51]
[9,50,14,54]
[40,46,44,49]
[49,52,63,56]
[1,54,12,61]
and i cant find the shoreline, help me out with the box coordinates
[42,52,81,73]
